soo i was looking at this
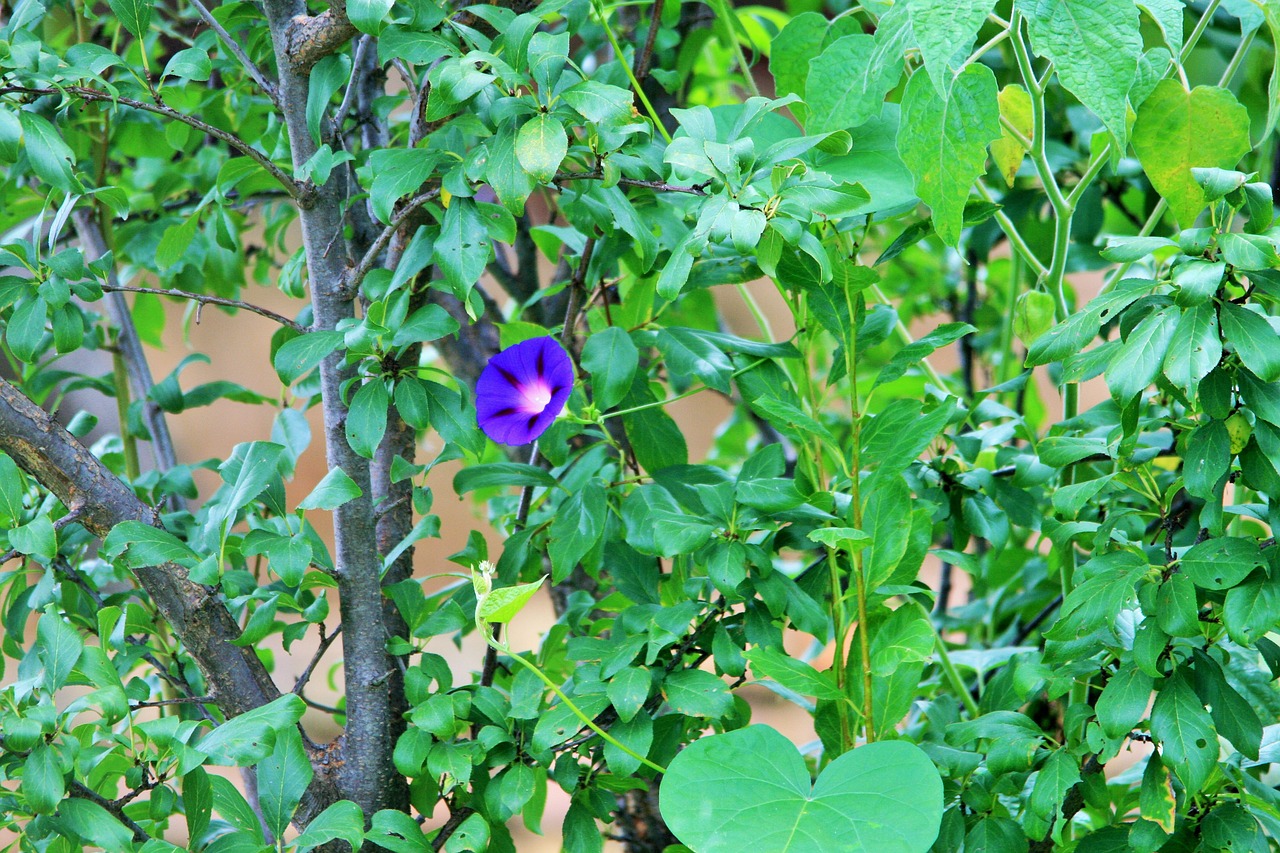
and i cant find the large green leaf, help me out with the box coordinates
[660,726,943,853]
[896,64,1001,246]
[804,35,897,133]
[1019,0,1142,149]
[1132,82,1252,226]
[106,0,151,38]
[1220,302,1280,382]
[257,727,312,837]
[1149,672,1217,796]
[881,0,997,94]
[435,199,490,302]
[197,694,307,766]
[770,12,828,124]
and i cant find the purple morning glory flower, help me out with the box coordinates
[475,336,574,445]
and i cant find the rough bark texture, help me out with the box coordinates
[261,0,398,830]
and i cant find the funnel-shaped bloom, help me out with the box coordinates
[475,336,574,445]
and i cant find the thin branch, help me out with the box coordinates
[99,283,305,331]
[0,86,301,198]
[68,782,150,843]
[345,187,443,294]
[553,170,709,195]
[130,695,217,707]
[294,623,343,694]
[392,59,419,105]
[333,34,373,128]
[189,0,281,110]
[633,0,665,82]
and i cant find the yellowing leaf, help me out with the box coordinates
[992,84,1032,187]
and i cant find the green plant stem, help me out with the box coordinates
[825,545,852,751]
[707,0,762,98]
[842,281,874,743]
[976,182,1049,277]
[916,601,980,718]
[593,0,673,144]
[483,627,668,774]
[868,284,950,392]
[601,358,768,420]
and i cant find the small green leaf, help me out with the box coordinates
[606,667,652,722]
[23,743,64,814]
[479,576,546,623]
[1096,667,1154,738]
[107,0,151,37]
[663,670,734,718]
[745,647,842,700]
[295,801,365,853]
[1149,671,1216,796]
[258,727,312,837]
[581,327,639,410]
[197,694,306,766]
[453,463,558,494]
[348,0,393,33]
[299,467,364,510]
[346,380,390,459]
[1179,537,1264,591]
[515,114,568,184]
[273,331,345,385]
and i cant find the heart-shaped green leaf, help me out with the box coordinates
[659,725,943,853]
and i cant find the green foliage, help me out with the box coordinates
[2,0,1280,851]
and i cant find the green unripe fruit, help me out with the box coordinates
[1014,290,1056,346]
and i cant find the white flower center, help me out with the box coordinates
[518,382,553,414]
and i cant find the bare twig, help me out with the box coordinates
[189,0,281,109]
[99,283,305,331]
[130,695,217,708]
[294,623,344,695]
[333,34,374,128]
[0,86,301,198]
[345,186,443,294]
[633,0,665,82]
[553,170,709,195]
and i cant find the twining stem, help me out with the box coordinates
[706,0,762,98]
[593,0,672,143]
[842,280,874,743]
[480,623,667,774]
[914,601,981,718]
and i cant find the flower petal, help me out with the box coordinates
[475,336,574,445]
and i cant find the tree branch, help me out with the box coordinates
[262,0,398,821]
[189,0,282,110]
[345,187,443,294]
[98,282,305,331]
[0,86,300,198]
